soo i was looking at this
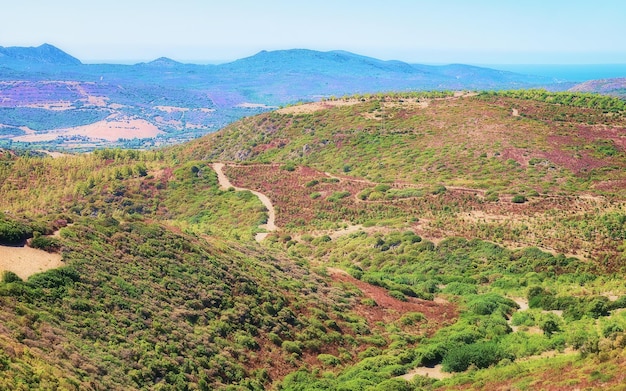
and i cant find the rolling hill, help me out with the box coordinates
[1,91,626,389]
[570,77,626,98]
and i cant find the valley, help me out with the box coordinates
[1,55,626,389]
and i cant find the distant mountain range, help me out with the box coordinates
[0,43,623,149]
[0,43,560,92]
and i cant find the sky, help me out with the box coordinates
[2,0,626,65]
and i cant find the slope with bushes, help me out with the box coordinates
[2,91,626,389]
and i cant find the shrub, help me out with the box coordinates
[602,322,624,338]
[539,314,561,336]
[268,332,282,346]
[28,267,80,289]
[0,219,33,245]
[399,312,425,326]
[512,195,527,203]
[431,185,447,195]
[281,341,302,356]
[29,236,61,252]
[361,298,377,307]
[368,191,385,201]
[510,311,535,327]
[305,179,319,187]
[442,342,510,372]
[317,354,341,366]
[327,191,351,202]
[388,290,407,301]
[235,333,259,350]
[485,191,499,202]
[369,379,412,391]
[443,282,477,295]
[373,184,391,193]
[1,270,22,283]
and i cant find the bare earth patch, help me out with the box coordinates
[153,105,190,113]
[327,267,457,325]
[276,99,361,115]
[400,364,452,381]
[0,245,63,280]
[12,117,162,142]
[236,102,276,109]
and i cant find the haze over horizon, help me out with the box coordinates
[2,0,625,65]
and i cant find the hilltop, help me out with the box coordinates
[570,77,626,98]
[181,90,626,197]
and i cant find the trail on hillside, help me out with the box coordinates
[212,163,277,242]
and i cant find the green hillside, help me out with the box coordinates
[2,91,626,390]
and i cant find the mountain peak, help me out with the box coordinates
[146,57,182,66]
[0,43,81,66]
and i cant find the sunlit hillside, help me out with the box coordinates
[1,91,626,390]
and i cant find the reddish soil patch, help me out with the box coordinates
[577,124,626,151]
[252,138,290,153]
[327,268,457,327]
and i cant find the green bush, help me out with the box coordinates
[281,163,296,171]
[510,311,535,327]
[373,184,391,193]
[369,378,412,391]
[443,282,477,295]
[281,341,302,356]
[368,191,385,201]
[29,236,61,252]
[317,354,341,366]
[399,312,425,326]
[512,195,527,203]
[268,332,282,346]
[1,270,22,283]
[305,179,319,187]
[431,185,447,195]
[327,191,351,202]
[539,314,561,336]
[388,290,407,301]
[0,219,33,245]
[361,298,377,307]
[442,341,511,372]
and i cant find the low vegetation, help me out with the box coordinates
[1,91,626,389]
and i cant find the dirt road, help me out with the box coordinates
[212,163,277,241]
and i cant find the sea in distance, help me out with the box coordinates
[483,64,626,82]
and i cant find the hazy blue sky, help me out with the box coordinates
[2,0,625,64]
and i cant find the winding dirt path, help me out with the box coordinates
[212,163,277,242]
